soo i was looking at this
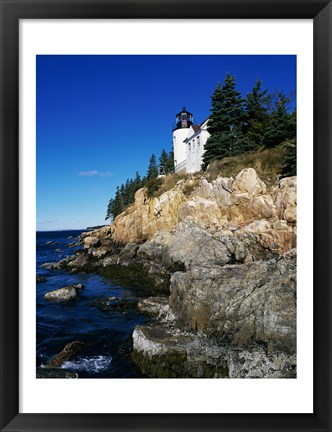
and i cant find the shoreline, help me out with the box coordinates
[39,168,297,378]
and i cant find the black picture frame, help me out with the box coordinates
[0,1,331,431]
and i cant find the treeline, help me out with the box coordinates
[202,74,296,176]
[105,149,173,221]
[106,74,296,222]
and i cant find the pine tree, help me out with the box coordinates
[203,75,246,167]
[105,186,124,220]
[207,74,245,135]
[244,79,270,147]
[166,150,174,173]
[202,132,231,168]
[105,198,114,221]
[122,179,131,207]
[281,139,297,177]
[133,171,142,190]
[202,127,257,168]
[159,149,169,171]
[105,171,145,221]
[158,149,174,174]
[206,83,224,135]
[118,185,126,213]
[229,126,258,156]
[147,153,158,179]
[264,93,296,147]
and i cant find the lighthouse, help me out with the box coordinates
[172,107,193,173]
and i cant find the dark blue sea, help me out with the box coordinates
[36,230,147,378]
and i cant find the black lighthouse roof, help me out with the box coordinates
[176,107,193,117]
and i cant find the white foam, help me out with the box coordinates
[61,356,112,373]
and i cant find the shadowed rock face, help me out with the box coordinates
[132,324,229,378]
[43,169,297,378]
[169,250,296,354]
[132,301,296,379]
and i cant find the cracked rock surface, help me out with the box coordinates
[47,169,297,378]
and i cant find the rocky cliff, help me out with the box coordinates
[54,168,297,378]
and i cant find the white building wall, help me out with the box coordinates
[185,120,210,173]
[173,128,190,172]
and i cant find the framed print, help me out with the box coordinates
[0,0,331,431]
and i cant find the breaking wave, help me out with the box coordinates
[61,355,112,373]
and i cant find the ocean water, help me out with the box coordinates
[36,230,147,378]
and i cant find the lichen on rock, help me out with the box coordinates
[45,168,297,378]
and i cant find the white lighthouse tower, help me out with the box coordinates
[172,107,193,173]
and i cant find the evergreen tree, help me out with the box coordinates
[147,153,158,179]
[244,79,270,147]
[159,149,169,170]
[281,139,297,177]
[206,83,224,135]
[207,74,245,135]
[105,171,145,221]
[158,148,174,174]
[105,198,114,221]
[166,150,174,173]
[123,179,131,207]
[229,126,258,156]
[202,127,257,168]
[133,171,142,190]
[203,74,247,168]
[118,185,126,212]
[202,132,231,167]
[264,93,296,147]
[105,186,124,220]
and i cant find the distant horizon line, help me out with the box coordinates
[36,228,86,232]
[37,225,108,233]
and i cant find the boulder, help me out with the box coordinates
[232,168,267,195]
[132,324,228,378]
[178,197,224,226]
[169,251,296,354]
[40,261,63,270]
[67,253,88,269]
[36,275,47,283]
[46,341,85,368]
[93,296,137,312]
[137,219,280,273]
[44,284,84,302]
[273,176,297,223]
[83,236,101,249]
[41,256,74,270]
[272,219,290,230]
[132,323,295,378]
[138,296,174,322]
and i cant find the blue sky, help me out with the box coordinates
[37,55,296,231]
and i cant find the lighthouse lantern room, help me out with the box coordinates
[173,107,193,173]
[174,107,193,130]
